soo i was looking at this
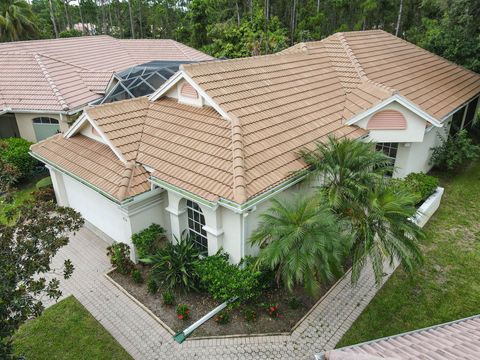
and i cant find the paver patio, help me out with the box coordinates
[48,227,396,360]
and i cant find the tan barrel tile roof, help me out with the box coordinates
[321,315,480,360]
[0,36,213,112]
[31,30,480,205]
[31,134,149,201]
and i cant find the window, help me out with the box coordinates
[186,200,208,254]
[463,97,479,129]
[376,142,399,161]
[32,117,59,125]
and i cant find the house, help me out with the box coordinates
[0,36,213,142]
[316,314,480,359]
[30,30,480,262]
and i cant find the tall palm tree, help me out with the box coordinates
[300,137,424,285]
[249,195,350,296]
[0,0,37,41]
[299,136,392,212]
[348,185,424,284]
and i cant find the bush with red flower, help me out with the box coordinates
[176,304,190,320]
[265,303,279,318]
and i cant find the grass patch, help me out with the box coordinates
[337,161,480,347]
[0,176,50,224]
[13,296,132,360]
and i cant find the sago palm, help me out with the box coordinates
[249,195,350,296]
[348,184,424,284]
[298,136,392,210]
[0,0,37,42]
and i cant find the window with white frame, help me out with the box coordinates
[32,117,59,124]
[186,200,208,254]
[375,142,399,161]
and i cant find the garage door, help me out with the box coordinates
[32,117,60,141]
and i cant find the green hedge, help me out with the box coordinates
[132,224,166,258]
[0,138,39,179]
[195,252,262,304]
[392,172,439,204]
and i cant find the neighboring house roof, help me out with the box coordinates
[30,30,480,205]
[318,314,480,360]
[0,36,213,112]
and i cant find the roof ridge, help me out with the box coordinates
[230,115,247,204]
[34,53,69,111]
[336,32,368,81]
[116,161,135,200]
[36,52,92,72]
[169,39,190,59]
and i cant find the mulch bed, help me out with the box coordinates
[109,265,335,337]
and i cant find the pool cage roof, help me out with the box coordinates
[100,60,193,104]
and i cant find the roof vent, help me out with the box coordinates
[180,83,198,99]
[367,110,407,130]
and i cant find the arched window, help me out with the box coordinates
[32,117,59,124]
[186,200,208,254]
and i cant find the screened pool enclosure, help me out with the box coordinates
[100,60,194,104]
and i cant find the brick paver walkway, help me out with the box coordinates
[49,227,397,360]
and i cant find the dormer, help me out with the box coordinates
[164,79,204,107]
[79,122,106,143]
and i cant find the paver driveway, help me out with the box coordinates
[49,227,396,360]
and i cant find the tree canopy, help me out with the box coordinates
[1,0,478,72]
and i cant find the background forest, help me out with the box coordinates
[0,0,479,72]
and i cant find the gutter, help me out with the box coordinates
[30,151,124,205]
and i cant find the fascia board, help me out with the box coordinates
[346,95,442,128]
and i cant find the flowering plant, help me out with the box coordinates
[214,311,230,324]
[176,304,190,320]
[266,303,279,318]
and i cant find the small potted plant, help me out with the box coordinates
[176,304,190,320]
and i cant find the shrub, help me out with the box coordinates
[195,251,262,304]
[32,187,55,203]
[140,232,200,291]
[287,297,302,310]
[215,311,230,324]
[265,303,279,318]
[430,130,480,171]
[132,224,166,258]
[391,173,439,204]
[0,138,39,179]
[106,243,134,275]
[243,308,257,322]
[176,304,190,320]
[35,176,52,189]
[132,269,143,283]
[147,277,159,294]
[162,291,175,306]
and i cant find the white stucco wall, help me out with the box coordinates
[394,118,451,177]
[15,112,67,142]
[357,102,428,143]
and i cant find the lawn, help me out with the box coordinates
[13,296,133,360]
[337,160,480,347]
[0,176,49,224]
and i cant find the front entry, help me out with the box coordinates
[0,113,20,139]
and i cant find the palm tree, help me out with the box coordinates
[249,195,350,296]
[299,136,392,212]
[348,184,424,283]
[300,137,423,284]
[0,0,37,41]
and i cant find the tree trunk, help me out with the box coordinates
[291,0,297,44]
[128,0,135,38]
[63,0,71,29]
[235,0,241,26]
[79,0,86,34]
[138,0,143,38]
[395,0,403,36]
[317,0,320,14]
[48,0,59,38]
[101,0,107,34]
